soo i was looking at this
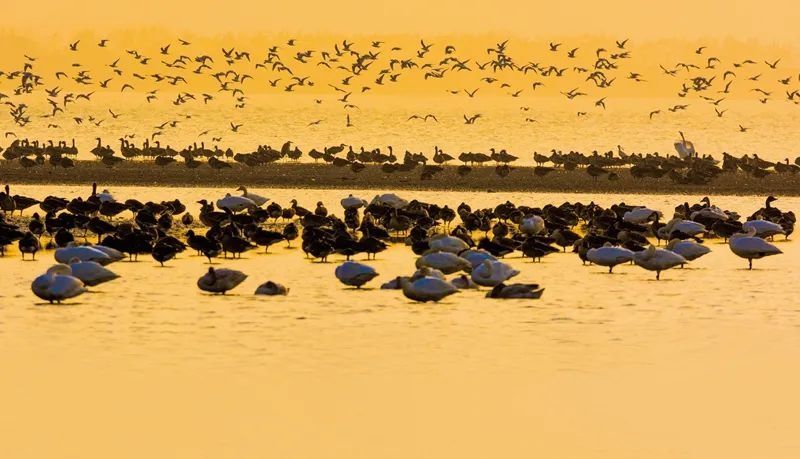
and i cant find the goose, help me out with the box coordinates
[216,193,256,213]
[586,244,635,273]
[623,207,661,224]
[665,239,711,265]
[458,249,497,268]
[400,276,458,302]
[31,264,86,304]
[18,231,40,260]
[340,194,366,210]
[55,245,112,265]
[471,259,520,287]
[428,234,470,254]
[236,186,268,206]
[633,245,687,280]
[415,251,472,274]
[729,227,782,269]
[742,219,785,239]
[255,281,289,295]
[486,283,544,299]
[519,215,545,235]
[334,261,378,288]
[450,274,478,289]
[67,257,119,286]
[197,267,247,294]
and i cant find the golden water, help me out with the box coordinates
[1,185,799,458]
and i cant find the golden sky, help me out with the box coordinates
[4,0,800,42]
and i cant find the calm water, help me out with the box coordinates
[1,185,799,458]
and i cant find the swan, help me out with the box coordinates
[68,257,119,286]
[633,245,687,280]
[236,186,269,206]
[729,227,782,269]
[97,189,116,203]
[412,266,445,280]
[428,234,469,254]
[400,276,458,302]
[458,249,497,268]
[91,245,126,263]
[197,267,248,294]
[665,239,711,264]
[334,261,378,288]
[340,194,366,210]
[659,218,706,238]
[370,193,408,209]
[31,264,86,304]
[486,283,544,299]
[586,244,635,273]
[471,259,520,287]
[623,207,661,224]
[519,215,545,235]
[415,251,472,274]
[742,220,785,239]
[450,274,478,289]
[216,193,256,213]
[690,206,729,222]
[255,281,289,295]
[55,245,112,265]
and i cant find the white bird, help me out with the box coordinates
[665,239,711,264]
[660,218,706,238]
[90,245,125,262]
[97,189,116,203]
[459,249,497,268]
[236,186,269,206]
[31,264,86,304]
[370,193,408,209]
[197,267,247,294]
[415,251,471,274]
[519,215,545,235]
[729,227,782,269]
[428,234,470,254]
[742,219,785,239]
[55,246,112,265]
[690,206,729,222]
[255,281,289,295]
[633,245,687,280]
[450,274,478,289]
[67,257,119,286]
[216,193,256,213]
[334,261,378,288]
[412,266,445,279]
[401,276,458,302]
[586,244,635,273]
[623,207,661,224]
[340,194,366,210]
[471,259,520,287]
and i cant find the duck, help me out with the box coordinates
[665,239,711,265]
[216,193,256,213]
[586,244,635,273]
[334,261,378,288]
[728,227,782,269]
[471,259,520,287]
[400,276,458,302]
[197,267,248,294]
[415,251,472,274]
[67,257,119,286]
[31,264,87,304]
[55,245,113,265]
[255,281,289,296]
[485,283,544,299]
[236,186,268,206]
[633,245,687,280]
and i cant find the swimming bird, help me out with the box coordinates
[197,267,247,294]
[31,264,86,304]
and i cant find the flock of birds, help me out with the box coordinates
[3,135,800,184]
[0,183,793,304]
[2,36,799,144]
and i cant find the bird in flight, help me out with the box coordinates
[738,125,749,132]
[230,122,243,132]
[69,40,80,51]
[463,114,481,124]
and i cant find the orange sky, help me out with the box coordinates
[4,0,800,42]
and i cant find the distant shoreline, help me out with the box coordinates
[2,161,799,196]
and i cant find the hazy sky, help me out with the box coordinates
[5,0,800,42]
